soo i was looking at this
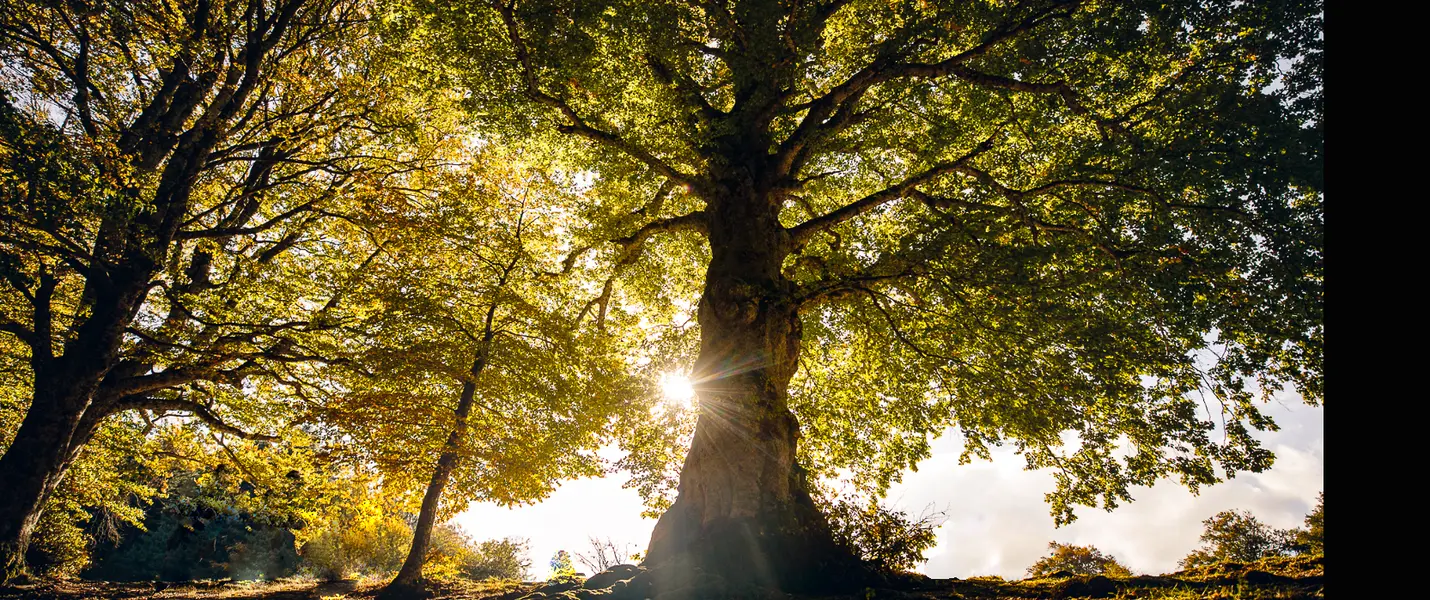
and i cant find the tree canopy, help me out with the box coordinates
[1026,542,1133,578]
[1,0,1322,590]
[412,0,1322,523]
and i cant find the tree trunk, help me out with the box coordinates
[385,446,462,591]
[0,373,102,581]
[641,191,861,592]
[383,354,485,597]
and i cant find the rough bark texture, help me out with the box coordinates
[641,189,862,593]
[0,403,80,581]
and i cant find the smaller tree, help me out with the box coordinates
[575,537,638,573]
[1026,542,1133,578]
[1179,510,1298,568]
[463,538,532,581]
[1291,492,1324,555]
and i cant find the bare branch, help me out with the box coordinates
[114,396,279,440]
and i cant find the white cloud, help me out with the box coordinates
[454,399,1322,581]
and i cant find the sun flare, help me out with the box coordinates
[659,372,696,408]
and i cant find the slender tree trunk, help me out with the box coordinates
[641,191,859,592]
[383,346,490,596]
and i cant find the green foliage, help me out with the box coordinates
[415,0,1325,527]
[298,479,412,580]
[462,537,533,582]
[12,417,160,577]
[1178,510,1298,569]
[1026,542,1133,578]
[425,528,532,582]
[309,146,647,521]
[814,486,945,572]
[81,427,346,582]
[1291,492,1322,555]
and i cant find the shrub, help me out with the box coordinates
[1026,542,1132,578]
[1178,510,1298,569]
[1291,492,1323,555]
[814,487,946,572]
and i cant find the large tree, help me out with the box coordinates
[418,0,1322,591]
[0,0,405,577]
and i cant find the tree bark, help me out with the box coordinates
[383,327,494,596]
[0,371,105,580]
[641,190,861,592]
[384,381,478,593]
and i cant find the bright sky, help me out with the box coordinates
[454,386,1322,580]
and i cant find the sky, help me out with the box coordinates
[453,386,1322,580]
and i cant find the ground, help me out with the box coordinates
[0,555,1322,600]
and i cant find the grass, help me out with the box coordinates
[0,555,1322,600]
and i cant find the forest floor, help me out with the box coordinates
[0,555,1323,600]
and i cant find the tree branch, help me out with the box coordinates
[114,396,279,440]
[612,211,709,265]
[495,2,707,193]
[787,136,994,245]
[775,0,1081,173]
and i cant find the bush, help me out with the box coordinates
[1178,510,1298,569]
[298,496,410,580]
[1026,542,1132,578]
[814,487,946,572]
[463,537,532,581]
[424,525,531,582]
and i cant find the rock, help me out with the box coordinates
[1241,570,1278,585]
[583,564,643,590]
[1054,575,1117,599]
[607,572,654,600]
[519,580,583,599]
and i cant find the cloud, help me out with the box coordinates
[904,398,1323,578]
[455,398,1322,580]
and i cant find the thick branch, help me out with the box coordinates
[0,320,35,347]
[176,200,316,239]
[946,66,1091,115]
[612,211,709,265]
[776,0,1081,171]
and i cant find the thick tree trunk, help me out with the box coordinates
[641,192,861,592]
[0,374,102,581]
